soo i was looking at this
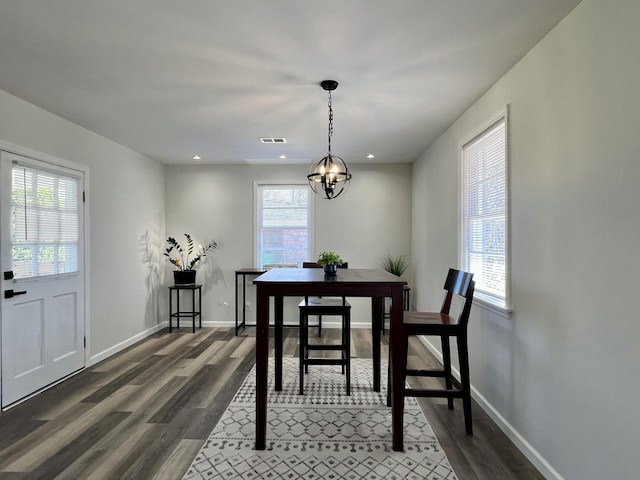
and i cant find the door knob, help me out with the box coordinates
[4,289,27,299]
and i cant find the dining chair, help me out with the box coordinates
[299,262,351,395]
[300,261,348,336]
[392,268,475,434]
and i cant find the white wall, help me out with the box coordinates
[0,90,166,363]
[412,1,640,479]
[165,163,412,327]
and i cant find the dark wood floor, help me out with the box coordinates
[0,327,543,479]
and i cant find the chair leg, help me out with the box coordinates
[299,309,306,395]
[318,314,322,337]
[457,333,473,435]
[386,353,391,407]
[345,310,350,395]
[441,336,454,410]
[341,315,346,375]
[304,314,310,374]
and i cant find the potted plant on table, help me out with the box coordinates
[316,251,343,276]
[164,234,217,284]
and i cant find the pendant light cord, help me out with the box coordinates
[327,91,333,156]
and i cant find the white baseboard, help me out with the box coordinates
[88,321,168,366]
[203,321,234,328]
[419,336,565,480]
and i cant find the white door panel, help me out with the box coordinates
[1,150,86,407]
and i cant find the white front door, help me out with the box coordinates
[0,150,85,408]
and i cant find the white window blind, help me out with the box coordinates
[11,164,80,278]
[462,117,508,307]
[256,184,312,269]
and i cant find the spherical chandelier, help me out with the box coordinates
[307,80,352,200]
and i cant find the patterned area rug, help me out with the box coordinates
[183,358,457,480]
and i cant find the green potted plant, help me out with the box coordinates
[164,233,217,284]
[317,251,343,275]
[381,253,409,277]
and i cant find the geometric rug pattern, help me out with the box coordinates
[182,358,458,480]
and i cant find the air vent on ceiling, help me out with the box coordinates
[259,137,287,144]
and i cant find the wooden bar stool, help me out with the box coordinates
[392,268,475,434]
[298,262,351,395]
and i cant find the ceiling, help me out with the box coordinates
[0,0,581,166]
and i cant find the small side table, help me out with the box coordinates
[235,269,266,335]
[169,284,202,333]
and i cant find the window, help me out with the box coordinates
[461,113,509,309]
[255,183,313,269]
[11,164,81,278]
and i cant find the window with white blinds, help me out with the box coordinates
[256,184,313,269]
[11,164,80,278]
[462,115,509,308]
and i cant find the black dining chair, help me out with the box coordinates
[392,268,475,434]
[298,262,351,395]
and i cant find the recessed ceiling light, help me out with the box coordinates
[193,155,201,160]
[366,154,375,159]
[279,155,287,159]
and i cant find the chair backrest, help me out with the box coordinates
[302,262,348,269]
[441,268,475,327]
[302,261,348,303]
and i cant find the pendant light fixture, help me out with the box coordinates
[307,80,352,200]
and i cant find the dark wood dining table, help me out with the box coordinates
[253,267,408,451]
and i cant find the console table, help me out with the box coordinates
[168,284,202,333]
[235,269,266,335]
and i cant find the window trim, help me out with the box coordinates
[459,106,511,313]
[253,180,315,269]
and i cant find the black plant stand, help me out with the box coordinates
[169,284,202,333]
[235,269,266,335]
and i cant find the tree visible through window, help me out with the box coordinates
[462,115,509,308]
[256,184,312,269]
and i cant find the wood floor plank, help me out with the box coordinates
[151,439,203,480]
[0,418,46,453]
[81,355,166,403]
[28,411,130,480]
[2,385,138,472]
[0,402,96,470]
[182,328,223,359]
[98,423,185,480]
[147,365,223,424]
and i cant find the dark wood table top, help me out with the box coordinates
[254,267,406,286]
[236,268,267,274]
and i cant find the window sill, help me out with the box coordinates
[473,294,512,319]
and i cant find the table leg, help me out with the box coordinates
[235,272,239,335]
[177,289,180,330]
[255,286,269,450]
[198,286,202,329]
[390,285,405,451]
[242,274,247,330]
[274,295,283,391]
[371,297,382,392]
